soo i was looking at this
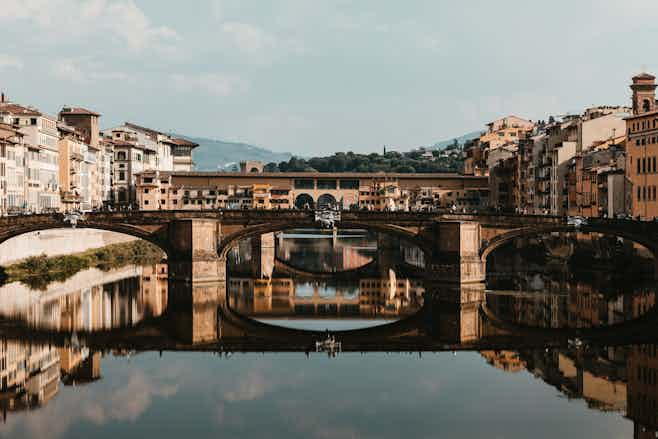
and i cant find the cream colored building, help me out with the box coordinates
[0,99,60,213]
[0,123,25,215]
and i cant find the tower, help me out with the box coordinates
[630,73,657,115]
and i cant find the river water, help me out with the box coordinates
[0,230,655,438]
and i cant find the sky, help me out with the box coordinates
[0,0,657,155]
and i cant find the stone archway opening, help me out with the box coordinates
[317,193,337,210]
[294,193,315,210]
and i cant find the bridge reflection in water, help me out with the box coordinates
[2,224,658,437]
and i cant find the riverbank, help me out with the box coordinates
[0,228,138,266]
[0,240,164,290]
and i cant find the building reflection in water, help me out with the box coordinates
[0,263,168,331]
[486,271,656,329]
[228,274,424,320]
[274,229,377,273]
[0,263,166,423]
[480,344,658,439]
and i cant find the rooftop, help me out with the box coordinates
[633,72,656,81]
[0,102,41,116]
[60,107,101,117]
[163,137,199,148]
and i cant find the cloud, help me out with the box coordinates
[52,58,129,83]
[1,367,179,439]
[0,0,179,51]
[224,371,271,402]
[0,54,24,71]
[222,22,276,53]
[170,73,249,97]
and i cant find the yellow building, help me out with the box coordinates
[480,115,535,150]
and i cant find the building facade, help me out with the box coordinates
[625,73,658,219]
[0,98,60,213]
[136,171,489,212]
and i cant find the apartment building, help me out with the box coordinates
[102,122,197,208]
[0,97,60,213]
[568,145,629,218]
[480,115,535,150]
[57,123,86,211]
[0,123,25,215]
[59,107,109,209]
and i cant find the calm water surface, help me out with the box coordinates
[0,230,656,438]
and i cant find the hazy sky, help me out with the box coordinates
[0,0,656,154]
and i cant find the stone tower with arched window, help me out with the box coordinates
[631,72,657,116]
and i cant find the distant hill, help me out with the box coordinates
[175,134,292,171]
[432,130,482,150]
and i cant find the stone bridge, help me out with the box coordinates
[1,210,657,282]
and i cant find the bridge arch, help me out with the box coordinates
[480,224,658,265]
[0,220,172,259]
[294,193,315,210]
[218,220,432,262]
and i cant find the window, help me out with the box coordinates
[638,186,642,201]
[638,159,641,174]
[117,151,127,160]
[339,179,359,189]
[161,189,166,194]
[30,118,37,126]
[144,177,153,183]
[294,179,314,189]
[317,179,337,190]
[119,171,126,181]
[173,200,177,205]
[643,158,647,174]
[144,200,149,205]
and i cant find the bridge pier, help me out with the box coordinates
[167,280,225,344]
[425,282,485,343]
[167,219,225,283]
[250,232,275,279]
[427,221,485,284]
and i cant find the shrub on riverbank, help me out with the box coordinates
[0,240,164,290]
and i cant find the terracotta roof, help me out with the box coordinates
[0,102,41,116]
[163,137,199,148]
[60,107,100,117]
[125,122,161,136]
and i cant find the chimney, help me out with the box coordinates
[1,92,4,103]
